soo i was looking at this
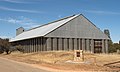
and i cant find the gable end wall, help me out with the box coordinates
[45,15,109,39]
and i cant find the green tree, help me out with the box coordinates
[104,29,111,38]
[0,38,11,54]
[108,40,120,53]
[108,40,115,53]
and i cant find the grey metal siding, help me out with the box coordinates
[46,38,51,51]
[64,38,68,51]
[74,38,77,50]
[58,38,62,50]
[69,38,73,50]
[53,38,57,51]
[45,15,109,39]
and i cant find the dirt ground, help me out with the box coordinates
[0,51,120,72]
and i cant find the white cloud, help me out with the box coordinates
[24,24,40,29]
[85,10,120,15]
[0,0,45,4]
[0,6,43,13]
[0,36,12,39]
[0,0,30,3]
[0,16,40,29]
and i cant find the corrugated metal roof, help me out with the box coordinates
[10,14,79,42]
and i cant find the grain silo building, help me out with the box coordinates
[10,14,110,53]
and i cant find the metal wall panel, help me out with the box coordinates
[40,38,42,51]
[82,39,85,51]
[37,38,39,52]
[64,38,68,51]
[31,39,34,52]
[58,38,62,50]
[105,40,108,53]
[69,38,73,50]
[38,37,41,51]
[86,39,90,52]
[91,39,94,53]
[102,39,105,53]
[74,38,77,50]
[29,39,31,53]
[46,38,51,51]
[78,39,81,50]
[53,38,57,51]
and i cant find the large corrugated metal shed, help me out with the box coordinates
[10,14,79,42]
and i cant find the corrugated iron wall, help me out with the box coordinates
[13,37,108,53]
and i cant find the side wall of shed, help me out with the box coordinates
[13,37,108,53]
[13,37,47,53]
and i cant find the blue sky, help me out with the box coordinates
[0,0,120,43]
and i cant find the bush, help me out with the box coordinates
[0,46,4,54]
[0,38,11,54]
[117,49,120,54]
[9,45,24,53]
[108,40,120,53]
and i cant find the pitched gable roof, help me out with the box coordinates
[10,14,79,42]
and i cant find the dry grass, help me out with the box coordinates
[30,51,74,63]
[0,51,120,71]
